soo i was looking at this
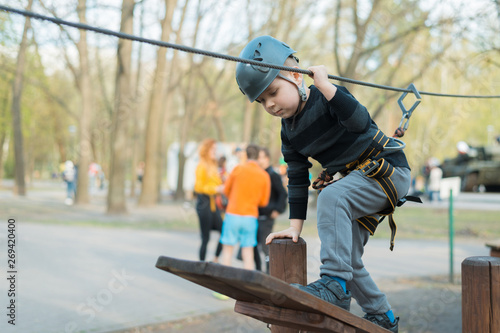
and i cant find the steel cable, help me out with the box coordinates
[1,4,500,98]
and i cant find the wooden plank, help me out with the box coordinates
[156,256,317,311]
[235,301,356,333]
[156,256,390,333]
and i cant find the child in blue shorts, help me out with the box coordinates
[221,214,258,249]
[219,144,271,270]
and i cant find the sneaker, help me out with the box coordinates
[363,313,399,333]
[212,292,230,301]
[291,276,351,311]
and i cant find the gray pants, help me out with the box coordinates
[316,167,411,314]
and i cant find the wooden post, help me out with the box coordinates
[268,238,307,333]
[462,256,500,333]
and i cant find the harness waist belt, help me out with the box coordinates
[312,130,418,250]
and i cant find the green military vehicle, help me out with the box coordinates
[440,143,500,192]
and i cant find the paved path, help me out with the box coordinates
[1,224,237,333]
[0,181,495,333]
[0,223,489,333]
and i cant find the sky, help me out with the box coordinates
[0,0,498,75]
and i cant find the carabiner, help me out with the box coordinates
[397,83,421,131]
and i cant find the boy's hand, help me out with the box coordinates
[308,65,337,100]
[265,227,301,244]
[265,219,304,244]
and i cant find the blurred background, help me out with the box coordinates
[0,0,499,210]
[1,1,500,332]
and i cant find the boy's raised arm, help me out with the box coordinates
[308,65,337,101]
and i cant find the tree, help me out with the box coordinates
[10,0,33,195]
[138,0,178,206]
[74,0,93,204]
[0,0,498,202]
[129,0,146,198]
[0,89,9,181]
[38,0,95,203]
[107,0,135,214]
[174,0,204,201]
[325,0,457,118]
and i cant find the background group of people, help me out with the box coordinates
[193,139,287,280]
[60,160,105,205]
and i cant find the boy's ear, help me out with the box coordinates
[290,67,303,84]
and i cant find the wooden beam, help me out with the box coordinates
[156,256,391,332]
[235,301,357,333]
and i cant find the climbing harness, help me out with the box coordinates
[312,128,422,251]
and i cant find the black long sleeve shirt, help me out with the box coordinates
[281,85,409,220]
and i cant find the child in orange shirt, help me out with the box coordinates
[220,144,271,270]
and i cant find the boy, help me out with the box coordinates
[235,36,411,333]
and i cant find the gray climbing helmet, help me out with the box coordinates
[236,36,301,102]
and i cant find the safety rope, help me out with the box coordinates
[2,4,500,99]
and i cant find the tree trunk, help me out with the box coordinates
[0,89,9,182]
[138,0,177,206]
[157,0,190,203]
[174,0,202,201]
[107,0,134,214]
[10,0,33,196]
[0,130,5,183]
[75,0,93,204]
[129,1,145,198]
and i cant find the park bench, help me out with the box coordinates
[485,240,500,258]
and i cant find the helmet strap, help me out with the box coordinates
[298,80,307,101]
[276,73,307,130]
[277,73,308,102]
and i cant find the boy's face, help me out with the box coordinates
[255,72,302,119]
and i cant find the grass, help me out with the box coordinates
[42,207,500,242]
[8,189,500,242]
[34,218,201,231]
[274,206,500,242]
